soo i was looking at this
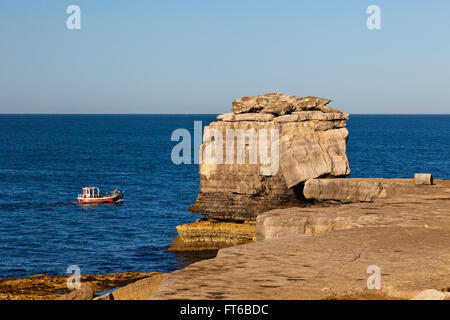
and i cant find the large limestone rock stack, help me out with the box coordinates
[190,93,350,221]
[171,93,350,251]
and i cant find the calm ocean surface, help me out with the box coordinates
[0,114,449,278]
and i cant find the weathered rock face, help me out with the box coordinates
[279,126,349,188]
[190,93,350,222]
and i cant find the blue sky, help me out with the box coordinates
[0,0,449,114]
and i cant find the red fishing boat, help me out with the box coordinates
[77,187,124,204]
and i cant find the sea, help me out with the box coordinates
[0,114,448,278]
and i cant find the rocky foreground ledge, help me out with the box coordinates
[152,178,450,300]
[0,272,165,300]
[4,177,448,300]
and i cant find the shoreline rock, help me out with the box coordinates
[109,273,167,300]
[55,284,94,300]
[169,219,256,251]
[0,272,161,300]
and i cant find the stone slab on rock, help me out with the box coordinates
[231,96,265,114]
[303,178,386,203]
[231,93,301,115]
[271,113,349,123]
[303,177,450,203]
[292,111,349,121]
[293,96,332,111]
[216,113,235,121]
[319,105,344,113]
[234,113,275,122]
[414,173,433,185]
[313,120,347,131]
[217,113,275,122]
[273,114,299,123]
[231,93,342,115]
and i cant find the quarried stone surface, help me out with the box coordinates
[157,179,450,299]
[303,178,386,202]
[151,226,450,300]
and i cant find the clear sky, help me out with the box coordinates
[0,0,449,114]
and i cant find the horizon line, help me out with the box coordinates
[0,113,449,116]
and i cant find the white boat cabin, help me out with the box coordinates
[80,187,100,199]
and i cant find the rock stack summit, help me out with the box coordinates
[170,93,351,250]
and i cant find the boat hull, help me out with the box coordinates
[77,192,124,204]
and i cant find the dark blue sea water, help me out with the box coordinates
[0,114,449,278]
